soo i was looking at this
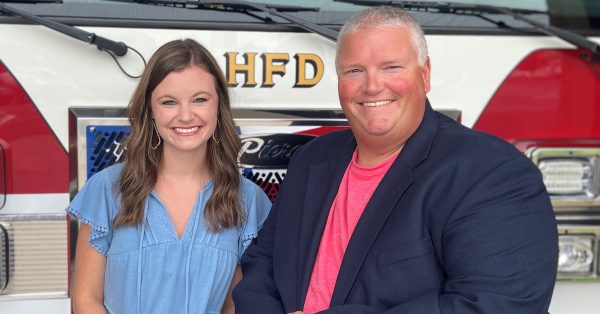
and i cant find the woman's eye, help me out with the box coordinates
[193,97,207,103]
[162,100,176,106]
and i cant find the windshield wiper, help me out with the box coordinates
[336,0,600,59]
[131,0,339,41]
[132,0,318,12]
[0,3,128,56]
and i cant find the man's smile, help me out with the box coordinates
[359,100,392,108]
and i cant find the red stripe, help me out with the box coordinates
[296,126,349,137]
[474,48,600,147]
[0,61,68,193]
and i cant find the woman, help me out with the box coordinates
[67,39,271,314]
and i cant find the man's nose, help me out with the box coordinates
[363,71,383,95]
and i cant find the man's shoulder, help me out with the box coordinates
[433,113,522,162]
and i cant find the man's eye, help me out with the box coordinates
[162,100,176,106]
[345,69,361,75]
[385,65,401,70]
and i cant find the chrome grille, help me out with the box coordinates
[87,126,129,178]
[242,168,286,202]
[0,216,68,296]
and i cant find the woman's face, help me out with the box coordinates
[150,65,219,156]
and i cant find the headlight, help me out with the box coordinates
[557,225,599,280]
[528,148,600,208]
[539,159,594,196]
[558,234,595,277]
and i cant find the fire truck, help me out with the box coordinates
[0,0,599,313]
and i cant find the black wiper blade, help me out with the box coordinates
[0,3,128,56]
[336,0,600,57]
[133,0,318,12]
[134,0,339,41]
[490,6,600,57]
[335,0,544,15]
[206,1,317,12]
[203,0,339,40]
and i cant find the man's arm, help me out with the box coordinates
[321,156,558,314]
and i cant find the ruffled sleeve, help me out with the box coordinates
[238,179,272,257]
[66,164,122,256]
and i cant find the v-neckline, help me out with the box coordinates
[151,183,210,241]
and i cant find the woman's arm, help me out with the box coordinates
[71,223,108,314]
[221,265,243,314]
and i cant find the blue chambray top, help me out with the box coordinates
[66,163,271,314]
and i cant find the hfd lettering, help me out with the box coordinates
[224,52,324,88]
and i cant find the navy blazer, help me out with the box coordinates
[233,103,558,313]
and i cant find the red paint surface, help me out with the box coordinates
[0,61,68,193]
[474,49,600,148]
[296,126,349,137]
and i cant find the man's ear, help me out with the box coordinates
[422,56,431,93]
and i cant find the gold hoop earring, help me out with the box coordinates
[151,120,162,150]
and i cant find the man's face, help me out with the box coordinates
[337,26,431,148]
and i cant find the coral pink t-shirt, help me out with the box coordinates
[303,149,398,314]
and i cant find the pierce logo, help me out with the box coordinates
[239,134,315,168]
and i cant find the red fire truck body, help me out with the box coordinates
[0,0,599,313]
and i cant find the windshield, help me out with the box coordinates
[2,0,599,33]
[261,0,547,11]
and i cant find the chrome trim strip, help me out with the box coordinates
[0,214,66,221]
[0,193,69,215]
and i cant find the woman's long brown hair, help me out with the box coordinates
[114,39,243,232]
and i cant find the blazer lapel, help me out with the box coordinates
[297,133,355,306]
[329,158,415,305]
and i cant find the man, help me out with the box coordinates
[233,6,558,314]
